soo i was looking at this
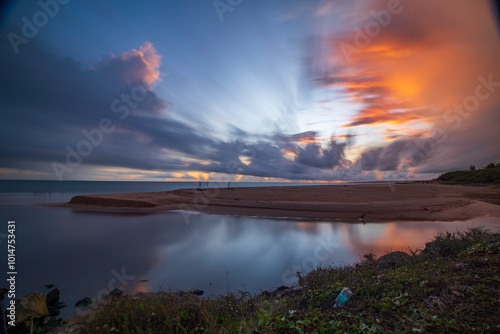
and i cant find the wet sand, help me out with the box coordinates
[64,182,500,221]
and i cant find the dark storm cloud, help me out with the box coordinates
[359,140,410,172]
[0,38,350,180]
[185,132,350,181]
[0,38,171,171]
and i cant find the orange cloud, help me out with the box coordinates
[116,41,162,87]
[311,0,499,132]
[306,0,500,173]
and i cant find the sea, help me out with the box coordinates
[1,180,499,318]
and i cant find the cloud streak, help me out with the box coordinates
[305,0,500,175]
[1,1,499,181]
[0,39,352,181]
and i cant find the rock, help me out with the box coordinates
[188,288,204,296]
[276,286,303,298]
[272,286,288,294]
[261,286,287,298]
[16,292,49,323]
[74,297,92,308]
[261,286,303,299]
[105,288,123,299]
[48,300,67,317]
[376,251,411,269]
[261,291,272,298]
[46,288,60,307]
[49,309,61,317]
[55,301,67,309]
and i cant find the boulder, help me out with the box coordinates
[261,286,303,299]
[74,297,92,308]
[46,288,60,307]
[376,251,411,269]
[16,292,49,323]
[188,288,204,296]
[261,286,287,298]
[105,288,123,299]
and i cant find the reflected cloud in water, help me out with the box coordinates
[1,200,499,318]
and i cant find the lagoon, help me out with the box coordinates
[1,181,499,318]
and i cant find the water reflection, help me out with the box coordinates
[0,201,499,318]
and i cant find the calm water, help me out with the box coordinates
[1,181,499,318]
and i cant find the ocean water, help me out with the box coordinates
[0,180,499,318]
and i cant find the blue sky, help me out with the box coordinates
[1,0,499,181]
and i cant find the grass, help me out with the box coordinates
[437,164,500,184]
[73,227,500,333]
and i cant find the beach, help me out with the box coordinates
[66,182,500,221]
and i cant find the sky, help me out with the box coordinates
[0,0,499,182]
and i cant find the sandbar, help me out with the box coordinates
[64,182,500,221]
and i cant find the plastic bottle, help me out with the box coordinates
[334,288,352,307]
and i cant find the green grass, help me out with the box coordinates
[437,164,500,184]
[79,227,500,333]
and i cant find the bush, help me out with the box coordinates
[485,162,496,169]
[437,163,500,184]
[76,228,500,334]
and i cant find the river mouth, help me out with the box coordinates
[2,198,500,318]
[2,182,499,319]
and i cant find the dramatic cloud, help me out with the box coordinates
[0,39,351,181]
[95,41,162,88]
[1,1,498,182]
[306,0,500,175]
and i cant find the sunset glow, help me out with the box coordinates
[1,0,499,182]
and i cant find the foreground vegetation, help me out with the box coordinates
[437,163,500,184]
[58,227,500,333]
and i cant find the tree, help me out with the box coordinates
[469,165,476,171]
[485,162,496,169]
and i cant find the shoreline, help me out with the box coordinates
[63,182,500,222]
[33,228,500,333]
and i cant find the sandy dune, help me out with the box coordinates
[64,182,500,221]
